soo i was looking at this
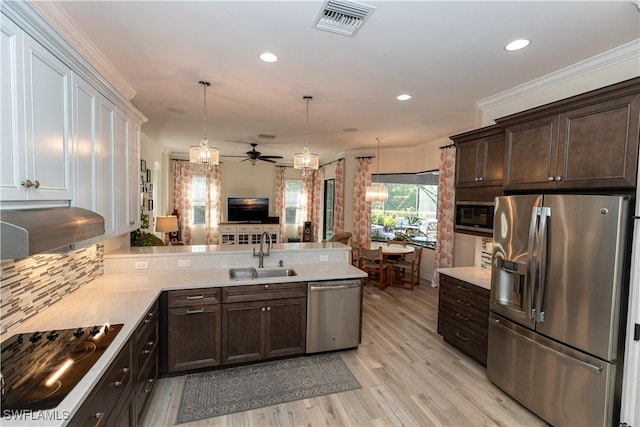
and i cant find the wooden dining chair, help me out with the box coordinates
[385,237,407,262]
[392,246,423,290]
[358,247,390,289]
[350,242,361,266]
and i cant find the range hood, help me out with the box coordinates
[1,207,105,259]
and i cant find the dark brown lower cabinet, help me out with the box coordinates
[221,296,306,365]
[166,288,221,372]
[69,339,133,427]
[70,298,160,427]
[437,274,490,366]
[221,282,307,365]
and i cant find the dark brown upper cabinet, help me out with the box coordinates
[498,77,640,192]
[453,124,505,188]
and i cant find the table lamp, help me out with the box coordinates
[155,215,179,245]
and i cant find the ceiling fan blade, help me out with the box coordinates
[258,155,283,159]
[260,158,277,163]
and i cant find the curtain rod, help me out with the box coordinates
[320,158,344,168]
[355,155,374,159]
[440,143,455,149]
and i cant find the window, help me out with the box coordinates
[191,176,206,225]
[323,179,335,240]
[370,171,439,249]
[285,180,302,225]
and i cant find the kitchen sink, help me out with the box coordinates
[229,267,297,280]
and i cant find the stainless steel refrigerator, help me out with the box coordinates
[487,194,632,427]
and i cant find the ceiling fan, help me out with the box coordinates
[235,143,283,165]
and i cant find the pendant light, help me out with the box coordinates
[365,137,388,202]
[293,95,319,176]
[189,81,219,169]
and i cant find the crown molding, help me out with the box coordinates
[28,1,137,101]
[477,39,640,111]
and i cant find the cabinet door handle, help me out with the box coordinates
[33,180,40,188]
[547,176,555,181]
[142,349,151,355]
[262,307,266,312]
[186,295,204,300]
[129,221,135,225]
[456,312,470,321]
[113,367,129,387]
[266,306,271,311]
[186,308,204,314]
[477,176,484,182]
[474,177,479,182]
[555,176,562,182]
[21,179,34,188]
[454,332,469,342]
[264,284,269,289]
[456,285,471,292]
[147,341,155,347]
[456,298,470,307]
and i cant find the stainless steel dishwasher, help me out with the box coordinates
[306,279,362,353]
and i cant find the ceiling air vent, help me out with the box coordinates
[314,0,376,37]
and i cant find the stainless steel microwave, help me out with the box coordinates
[455,201,494,234]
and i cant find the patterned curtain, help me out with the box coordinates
[171,160,222,245]
[274,167,287,240]
[352,158,372,244]
[172,161,194,244]
[204,165,222,245]
[432,145,457,287]
[333,159,345,235]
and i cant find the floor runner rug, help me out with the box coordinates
[176,352,361,423]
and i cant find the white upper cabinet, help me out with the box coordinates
[71,74,117,237]
[116,110,140,234]
[1,17,25,201]
[21,32,72,201]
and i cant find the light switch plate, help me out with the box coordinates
[178,259,191,268]
[135,261,149,270]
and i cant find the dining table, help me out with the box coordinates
[359,241,415,287]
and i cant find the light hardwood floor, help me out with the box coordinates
[141,281,546,426]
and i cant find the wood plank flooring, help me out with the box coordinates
[141,282,546,426]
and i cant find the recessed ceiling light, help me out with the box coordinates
[505,39,531,51]
[342,127,359,133]
[259,52,278,63]
[396,94,412,101]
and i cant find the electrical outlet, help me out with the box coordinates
[135,261,149,270]
[178,259,191,268]
[319,255,329,262]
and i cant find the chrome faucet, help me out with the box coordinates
[253,231,272,268]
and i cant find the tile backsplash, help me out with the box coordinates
[1,245,104,335]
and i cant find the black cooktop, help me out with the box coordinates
[1,323,123,411]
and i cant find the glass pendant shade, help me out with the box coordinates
[293,147,319,170]
[189,81,219,167]
[189,138,219,166]
[365,183,388,202]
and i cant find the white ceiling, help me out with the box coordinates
[56,1,640,164]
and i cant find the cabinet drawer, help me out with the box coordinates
[134,299,158,343]
[222,282,307,303]
[168,288,221,308]
[134,350,157,425]
[439,297,489,336]
[70,343,132,426]
[440,275,489,308]
[135,322,158,378]
[439,313,488,365]
[220,224,237,233]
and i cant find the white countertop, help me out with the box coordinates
[2,261,366,426]
[437,266,492,290]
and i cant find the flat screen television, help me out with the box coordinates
[227,197,269,222]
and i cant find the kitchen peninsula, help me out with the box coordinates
[1,242,365,427]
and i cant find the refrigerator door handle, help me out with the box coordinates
[535,206,551,323]
[527,206,540,320]
[491,317,604,373]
